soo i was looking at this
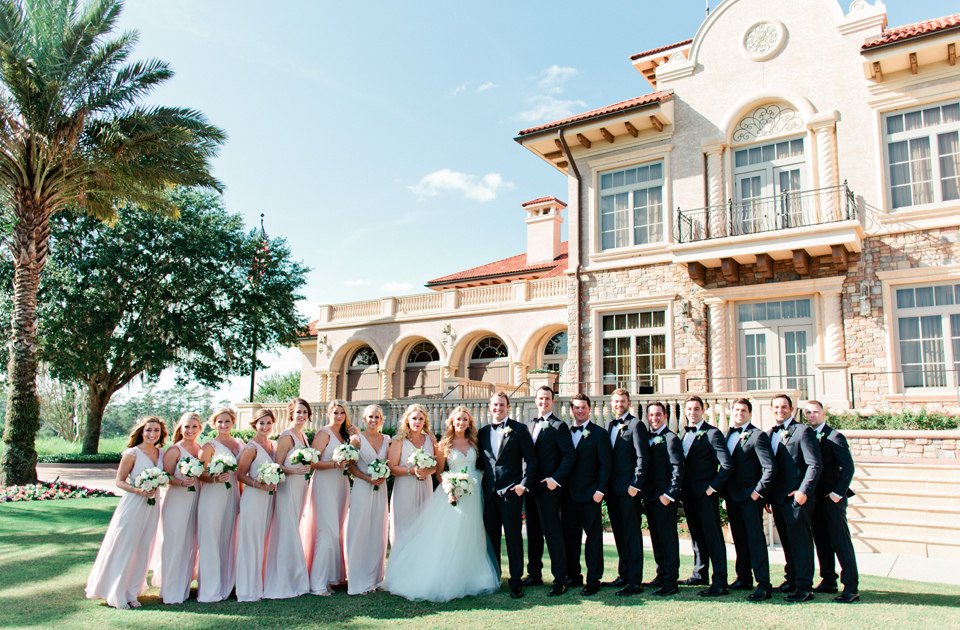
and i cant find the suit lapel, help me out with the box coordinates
[495,419,512,462]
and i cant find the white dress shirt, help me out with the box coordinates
[682,419,705,457]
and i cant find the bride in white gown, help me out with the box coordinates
[380,406,501,602]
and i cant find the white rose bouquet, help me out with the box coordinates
[290,447,322,480]
[177,456,205,492]
[441,467,475,507]
[207,453,238,489]
[332,443,360,476]
[367,459,390,491]
[256,462,285,495]
[406,447,437,471]
[134,467,170,506]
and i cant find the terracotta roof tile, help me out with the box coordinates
[862,12,960,50]
[427,242,568,286]
[516,92,666,137]
[630,39,693,61]
[522,196,567,207]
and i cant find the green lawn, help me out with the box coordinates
[34,437,128,457]
[1,498,958,630]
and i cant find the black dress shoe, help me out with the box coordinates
[697,586,729,597]
[580,584,600,596]
[771,581,795,593]
[680,576,709,586]
[813,580,839,593]
[546,583,567,597]
[616,584,643,596]
[510,586,524,599]
[833,591,860,604]
[747,586,772,602]
[729,579,753,590]
[521,576,544,587]
[653,585,679,596]
[602,577,626,588]
[566,575,584,587]
[784,589,814,603]
[642,577,665,588]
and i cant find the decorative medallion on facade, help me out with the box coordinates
[739,19,786,62]
[732,103,803,144]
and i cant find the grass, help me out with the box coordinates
[34,437,129,457]
[1,499,959,630]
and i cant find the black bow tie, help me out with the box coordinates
[773,424,786,433]
[685,426,697,433]
[731,427,743,434]
[493,422,506,430]
[536,417,546,423]
[572,425,585,433]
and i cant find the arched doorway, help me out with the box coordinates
[403,341,441,397]
[346,345,379,401]
[469,336,509,383]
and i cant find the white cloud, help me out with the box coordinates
[381,282,413,293]
[408,169,514,203]
[537,65,578,94]
[517,95,588,123]
[477,81,498,92]
[344,279,370,287]
[451,82,469,95]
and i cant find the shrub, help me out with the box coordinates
[827,409,960,431]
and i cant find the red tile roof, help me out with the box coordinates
[301,319,320,338]
[522,196,567,207]
[427,242,568,286]
[516,92,667,137]
[630,39,693,61]
[862,12,960,50]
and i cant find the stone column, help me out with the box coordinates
[821,290,845,363]
[810,111,840,221]
[816,288,852,410]
[703,137,726,239]
[512,361,529,389]
[705,297,728,392]
[379,369,395,400]
[320,371,338,402]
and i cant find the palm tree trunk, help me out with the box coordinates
[80,385,112,455]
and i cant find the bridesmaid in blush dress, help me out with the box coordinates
[387,403,437,549]
[235,408,279,602]
[86,417,168,609]
[156,412,204,604]
[303,399,358,596]
[262,398,312,599]
[196,407,243,603]
[346,405,391,595]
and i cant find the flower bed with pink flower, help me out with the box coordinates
[0,478,116,503]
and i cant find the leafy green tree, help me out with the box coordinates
[253,370,301,403]
[0,0,225,483]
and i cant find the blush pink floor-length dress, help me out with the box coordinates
[155,443,201,604]
[235,440,276,602]
[302,427,349,596]
[262,429,310,599]
[346,433,391,595]
[196,438,241,603]
[389,436,435,549]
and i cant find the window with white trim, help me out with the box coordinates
[736,298,813,397]
[732,137,807,234]
[599,162,664,250]
[601,310,666,394]
[884,101,960,210]
[894,282,960,388]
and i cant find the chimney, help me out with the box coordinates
[523,197,565,265]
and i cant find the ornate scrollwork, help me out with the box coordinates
[744,23,780,55]
[732,104,803,143]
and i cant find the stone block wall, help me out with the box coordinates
[845,430,960,460]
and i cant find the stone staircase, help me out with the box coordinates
[848,460,960,560]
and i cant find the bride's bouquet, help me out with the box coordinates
[256,462,285,495]
[406,447,436,471]
[441,467,475,507]
[290,447,322,480]
[176,456,205,492]
[367,459,390,491]
[332,443,359,476]
[134,467,170,506]
[207,453,238,489]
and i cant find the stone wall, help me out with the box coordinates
[845,430,960,460]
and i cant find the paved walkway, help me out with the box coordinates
[37,463,958,588]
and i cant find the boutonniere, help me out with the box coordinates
[695,430,707,439]
[582,429,591,438]
[651,435,665,445]
[538,420,550,431]
[502,426,512,436]
[782,429,793,445]
[816,431,824,442]
[740,429,752,443]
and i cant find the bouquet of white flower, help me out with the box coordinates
[290,447,322,480]
[441,467,475,507]
[256,462,285,495]
[406,447,437,471]
[332,443,360,476]
[134,467,170,506]
[177,456,205,492]
[367,459,390,491]
[207,453,238,489]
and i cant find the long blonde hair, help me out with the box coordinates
[207,407,236,432]
[395,403,431,442]
[127,416,168,448]
[327,399,354,442]
[437,406,478,458]
[172,412,202,443]
[361,404,385,432]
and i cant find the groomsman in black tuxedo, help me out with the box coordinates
[723,398,776,602]
[766,394,821,603]
[561,393,612,596]
[804,400,860,604]
[679,395,733,597]
[602,389,649,596]
[523,385,575,596]
[478,391,538,599]
[641,401,683,596]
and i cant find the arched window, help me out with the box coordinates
[469,336,509,383]
[542,331,567,373]
[403,341,440,398]
[346,345,379,401]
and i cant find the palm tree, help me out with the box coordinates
[0,0,225,484]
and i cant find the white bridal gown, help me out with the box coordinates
[380,446,500,602]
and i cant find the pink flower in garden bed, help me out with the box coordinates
[0,478,116,503]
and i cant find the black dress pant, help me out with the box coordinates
[728,497,771,589]
[644,498,679,587]
[812,497,859,593]
[682,491,728,586]
[483,491,525,589]
[607,492,644,585]
[525,487,567,583]
[771,496,816,590]
[562,495,604,586]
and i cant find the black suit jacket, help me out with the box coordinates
[565,421,612,503]
[680,422,733,497]
[814,424,855,499]
[642,429,683,502]
[767,420,822,503]
[526,413,575,492]
[478,418,538,499]
[724,423,777,503]
[607,414,649,496]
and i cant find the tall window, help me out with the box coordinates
[599,162,664,250]
[895,282,960,388]
[346,345,379,401]
[542,331,567,373]
[601,310,666,394]
[737,298,813,397]
[733,137,806,234]
[885,101,960,209]
[469,336,509,383]
[403,341,440,398]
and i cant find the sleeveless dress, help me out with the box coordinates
[235,440,276,602]
[303,427,350,595]
[389,436,435,549]
[156,443,201,603]
[346,433,391,595]
[380,446,501,602]
[85,446,165,609]
[262,429,310,599]
[197,438,242,603]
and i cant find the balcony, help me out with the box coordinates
[668,183,865,283]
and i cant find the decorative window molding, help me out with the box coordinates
[739,20,786,62]
[732,103,804,145]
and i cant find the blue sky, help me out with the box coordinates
[112,0,958,401]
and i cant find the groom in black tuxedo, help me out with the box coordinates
[478,391,538,599]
